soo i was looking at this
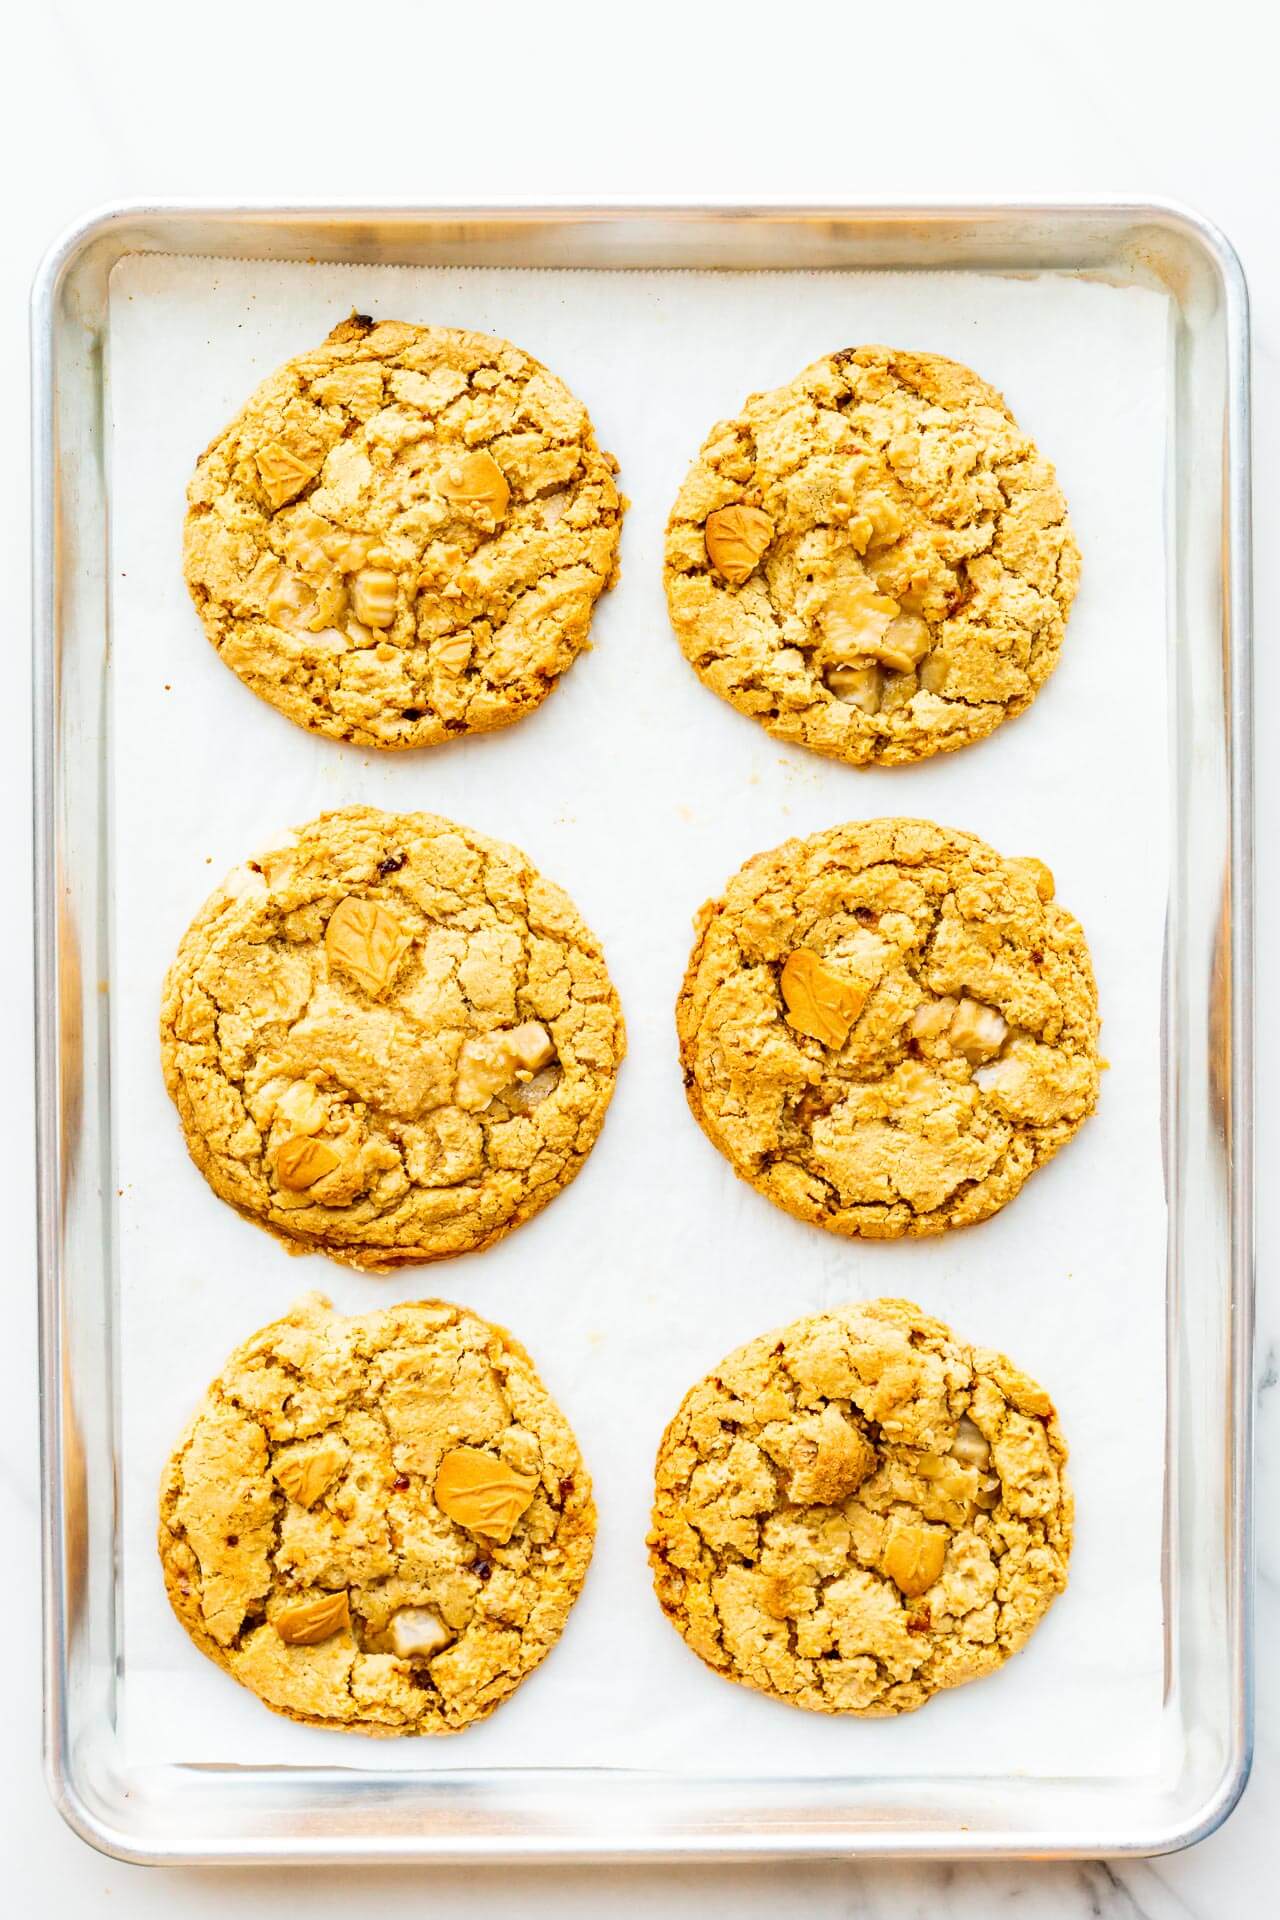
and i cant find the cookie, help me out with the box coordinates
[649,1297,1072,1717]
[160,806,625,1270]
[677,819,1099,1237]
[184,315,624,748]
[160,1293,595,1735]
[664,346,1079,766]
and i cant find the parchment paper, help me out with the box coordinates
[106,254,1171,1779]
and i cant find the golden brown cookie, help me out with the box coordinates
[664,346,1079,766]
[649,1297,1072,1717]
[160,806,625,1270]
[184,315,624,748]
[160,1293,595,1735]
[677,819,1099,1237]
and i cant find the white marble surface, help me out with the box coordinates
[2,1,1274,1911]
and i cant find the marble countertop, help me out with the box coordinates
[3,1,1274,1911]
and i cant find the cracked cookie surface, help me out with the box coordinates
[160,806,625,1270]
[664,346,1079,766]
[649,1297,1072,1716]
[184,315,624,748]
[159,1293,595,1735]
[677,819,1099,1238]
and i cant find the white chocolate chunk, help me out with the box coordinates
[389,1607,452,1659]
[825,662,882,712]
[949,998,1008,1064]
[455,1021,556,1112]
[911,996,957,1040]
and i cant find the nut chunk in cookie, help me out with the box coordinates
[159,1294,595,1735]
[160,805,625,1270]
[676,818,1099,1238]
[184,315,624,749]
[664,346,1079,767]
[648,1298,1073,1716]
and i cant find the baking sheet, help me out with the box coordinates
[106,255,1170,1779]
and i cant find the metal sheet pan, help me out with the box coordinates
[31,200,1253,1864]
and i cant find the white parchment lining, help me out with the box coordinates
[106,255,1170,1780]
